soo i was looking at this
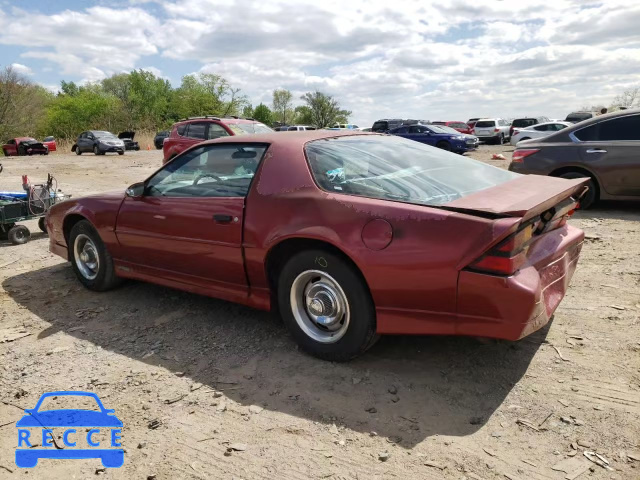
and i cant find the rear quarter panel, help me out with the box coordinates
[244,141,518,334]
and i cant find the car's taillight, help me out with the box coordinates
[512,148,540,163]
[512,128,520,135]
[468,224,534,275]
[494,128,500,132]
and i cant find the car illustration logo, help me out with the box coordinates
[15,391,123,468]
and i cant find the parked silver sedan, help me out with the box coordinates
[510,121,572,145]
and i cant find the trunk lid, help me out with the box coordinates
[444,175,588,221]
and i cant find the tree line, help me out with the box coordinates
[0,65,352,143]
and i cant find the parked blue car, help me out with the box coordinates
[389,124,477,153]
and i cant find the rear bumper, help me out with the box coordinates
[456,224,584,340]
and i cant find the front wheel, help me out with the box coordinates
[94,145,100,156]
[8,225,30,245]
[436,141,451,151]
[118,151,124,155]
[277,250,378,361]
[75,146,82,155]
[69,220,122,291]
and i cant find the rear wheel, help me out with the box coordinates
[38,217,47,233]
[559,172,597,209]
[118,151,124,155]
[94,145,100,155]
[69,220,122,291]
[8,225,30,245]
[75,146,82,155]
[277,250,378,361]
[436,141,451,151]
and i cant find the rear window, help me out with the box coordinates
[305,136,517,206]
[573,114,640,141]
[475,120,495,127]
[372,121,388,132]
[566,113,593,123]
[512,119,537,128]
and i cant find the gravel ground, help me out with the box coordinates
[0,145,638,479]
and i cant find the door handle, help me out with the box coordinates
[585,148,607,154]
[213,214,233,223]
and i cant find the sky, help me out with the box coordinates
[1,0,639,127]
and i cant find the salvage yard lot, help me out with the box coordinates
[0,146,639,479]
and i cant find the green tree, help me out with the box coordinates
[252,103,273,125]
[272,88,293,124]
[292,105,313,125]
[242,104,254,118]
[300,91,351,128]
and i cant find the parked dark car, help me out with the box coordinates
[509,116,550,138]
[371,119,404,133]
[390,124,476,153]
[72,131,125,156]
[509,109,640,208]
[154,131,169,149]
[119,131,139,151]
[565,111,595,124]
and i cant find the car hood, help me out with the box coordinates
[444,175,588,221]
[118,131,135,140]
[16,410,123,427]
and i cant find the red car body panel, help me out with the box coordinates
[42,139,57,152]
[47,131,586,340]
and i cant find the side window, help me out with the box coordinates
[145,144,268,198]
[207,124,230,139]
[394,127,408,134]
[409,126,423,134]
[534,125,548,131]
[574,115,640,141]
[186,123,207,140]
[555,123,568,131]
[176,124,187,136]
[8,139,15,145]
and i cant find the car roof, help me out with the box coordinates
[14,137,35,141]
[177,117,262,125]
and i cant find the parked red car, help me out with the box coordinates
[162,116,273,163]
[42,136,57,152]
[432,121,474,135]
[2,137,49,156]
[47,131,587,361]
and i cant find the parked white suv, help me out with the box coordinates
[287,125,316,131]
[510,121,572,145]
[473,118,511,144]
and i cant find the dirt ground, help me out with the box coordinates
[0,145,638,480]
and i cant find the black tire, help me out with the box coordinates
[0,223,15,240]
[118,151,124,155]
[2,149,8,156]
[94,145,100,156]
[559,172,598,209]
[68,220,122,291]
[38,217,47,233]
[75,146,82,155]
[277,249,378,361]
[436,141,452,151]
[8,225,30,245]
[498,134,505,145]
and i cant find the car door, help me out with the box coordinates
[406,125,429,144]
[5,139,17,155]
[574,113,640,196]
[115,143,269,296]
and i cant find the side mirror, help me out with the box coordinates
[126,182,145,198]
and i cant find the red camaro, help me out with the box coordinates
[46,131,587,361]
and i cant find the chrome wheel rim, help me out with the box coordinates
[74,234,99,280]
[290,270,350,344]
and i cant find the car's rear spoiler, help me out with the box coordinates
[443,176,589,221]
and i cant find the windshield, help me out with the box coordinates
[93,131,117,139]
[305,136,517,206]
[513,119,537,128]
[566,113,592,122]
[228,123,273,135]
[428,125,458,135]
[475,120,495,128]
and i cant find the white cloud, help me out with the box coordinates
[1,0,639,125]
[10,63,33,75]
